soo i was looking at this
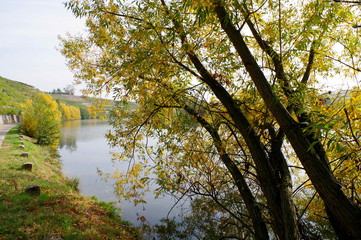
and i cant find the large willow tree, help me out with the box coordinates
[60,0,361,239]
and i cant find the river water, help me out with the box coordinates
[58,119,183,225]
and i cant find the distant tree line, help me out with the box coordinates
[50,85,75,95]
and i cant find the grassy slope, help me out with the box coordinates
[0,76,40,114]
[0,126,140,240]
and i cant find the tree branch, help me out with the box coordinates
[334,0,361,3]
[301,41,316,85]
[316,52,361,72]
[344,108,361,147]
[100,9,143,22]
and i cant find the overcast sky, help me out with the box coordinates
[0,0,85,94]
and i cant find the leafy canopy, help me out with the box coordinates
[60,0,361,239]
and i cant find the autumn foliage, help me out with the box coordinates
[59,103,81,121]
[20,93,62,146]
[20,93,83,146]
[60,0,361,239]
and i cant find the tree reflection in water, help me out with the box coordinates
[59,120,82,152]
[59,134,77,152]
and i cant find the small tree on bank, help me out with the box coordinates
[20,93,62,146]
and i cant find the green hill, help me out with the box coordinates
[0,76,131,117]
[0,76,41,114]
[0,76,94,117]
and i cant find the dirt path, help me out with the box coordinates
[0,123,19,147]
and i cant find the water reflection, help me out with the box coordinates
[59,133,77,152]
[59,120,110,152]
[58,119,180,225]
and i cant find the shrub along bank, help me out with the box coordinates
[0,126,139,240]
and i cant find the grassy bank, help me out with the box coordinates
[0,126,140,240]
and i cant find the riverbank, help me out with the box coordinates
[0,126,140,240]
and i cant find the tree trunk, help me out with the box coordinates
[183,103,270,240]
[161,2,302,238]
[269,130,301,240]
[213,3,361,239]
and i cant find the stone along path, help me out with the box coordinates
[0,123,19,147]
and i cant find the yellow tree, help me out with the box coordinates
[20,93,62,146]
[59,103,81,121]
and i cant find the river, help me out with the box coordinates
[58,119,184,226]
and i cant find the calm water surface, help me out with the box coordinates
[58,119,182,225]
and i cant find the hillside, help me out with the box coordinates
[0,76,134,117]
[50,93,139,113]
[50,94,96,107]
[0,76,96,117]
[0,76,41,114]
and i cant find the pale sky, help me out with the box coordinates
[0,0,85,93]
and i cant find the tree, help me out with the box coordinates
[63,84,76,95]
[20,93,62,146]
[60,0,361,239]
[78,105,91,119]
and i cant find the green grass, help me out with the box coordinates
[0,126,140,240]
